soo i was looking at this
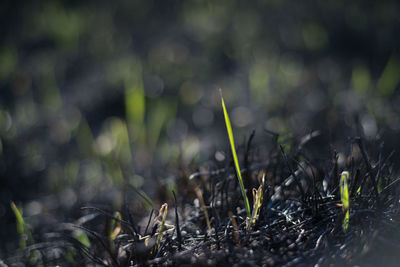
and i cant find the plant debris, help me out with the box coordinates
[5,132,400,266]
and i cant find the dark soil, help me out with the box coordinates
[4,131,400,266]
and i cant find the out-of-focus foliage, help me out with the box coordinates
[1,0,400,254]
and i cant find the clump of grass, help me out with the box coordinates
[220,90,251,219]
[340,171,350,232]
[247,174,264,229]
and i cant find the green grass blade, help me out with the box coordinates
[74,230,91,248]
[377,177,383,193]
[154,203,168,254]
[11,201,27,250]
[221,92,251,218]
[340,171,350,232]
[356,185,361,195]
[125,78,146,145]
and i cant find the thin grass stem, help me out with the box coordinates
[220,90,251,218]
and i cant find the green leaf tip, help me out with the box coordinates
[11,201,27,250]
[340,171,350,231]
[220,90,251,218]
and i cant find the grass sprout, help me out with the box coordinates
[194,186,211,232]
[377,177,383,193]
[340,171,350,232]
[154,203,168,254]
[228,211,241,247]
[109,211,122,241]
[247,174,264,229]
[73,229,91,248]
[356,185,361,195]
[10,201,33,250]
[220,90,251,218]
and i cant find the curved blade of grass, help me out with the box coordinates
[220,91,251,218]
[340,171,350,232]
[11,201,27,250]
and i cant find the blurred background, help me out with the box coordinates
[1,0,400,256]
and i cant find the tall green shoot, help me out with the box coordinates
[11,201,33,250]
[220,91,251,218]
[340,171,350,232]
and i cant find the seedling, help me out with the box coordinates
[73,229,91,248]
[228,211,241,246]
[154,203,168,254]
[247,174,264,229]
[194,186,211,231]
[340,171,350,232]
[377,177,383,193]
[109,211,122,241]
[10,202,33,250]
[220,91,251,218]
